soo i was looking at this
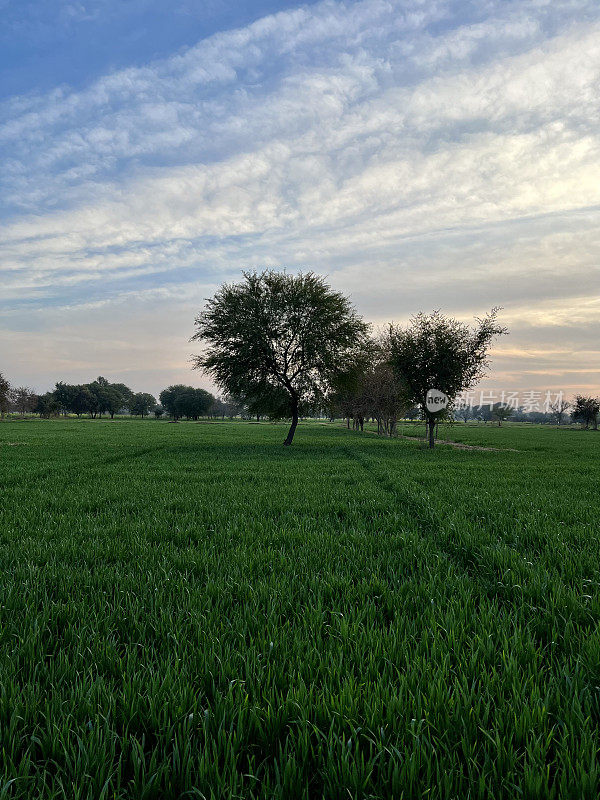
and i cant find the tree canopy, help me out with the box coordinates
[388,309,507,447]
[159,385,214,420]
[192,270,370,445]
[130,392,157,418]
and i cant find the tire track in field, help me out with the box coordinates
[340,445,518,594]
[0,445,167,489]
[341,445,441,534]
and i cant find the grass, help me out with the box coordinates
[0,418,599,799]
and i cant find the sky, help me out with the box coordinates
[1,0,599,403]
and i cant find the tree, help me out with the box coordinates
[111,383,134,415]
[549,396,571,425]
[154,405,164,418]
[159,385,214,420]
[572,395,599,430]
[12,386,36,416]
[130,392,157,418]
[95,380,133,419]
[0,373,12,418]
[34,392,60,418]
[192,271,369,445]
[477,405,494,424]
[329,335,407,436]
[180,387,214,420]
[221,395,244,419]
[52,378,132,418]
[53,382,76,416]
[455,402,474,423]
[388,309,507,448]
[492,403,514,426]
[160,385,185,419]
[70,385,96,416]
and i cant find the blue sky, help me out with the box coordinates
[1,0,599,397]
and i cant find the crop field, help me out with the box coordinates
[0,419,599,799]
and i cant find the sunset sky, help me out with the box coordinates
[1,0,599,401]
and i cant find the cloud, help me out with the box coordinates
[1,0,599,394]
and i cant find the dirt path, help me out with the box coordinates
[397,434,519,452]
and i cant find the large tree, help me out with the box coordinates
[192,271,369,445]
[388,309,507,448]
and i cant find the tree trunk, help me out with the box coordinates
[283,395,299,446]
[428,414,435,448]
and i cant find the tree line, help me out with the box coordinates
[2,271,599,444]
[0,375,242,422]
[191,270,599,445]
[192,270,509,446]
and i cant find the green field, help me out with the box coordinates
[0,419,599,799]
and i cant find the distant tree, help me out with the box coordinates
[181,388,214,420]
[572,395,600,430]
[527,411,553,424]
[34,392,60,418]
[159,385,214,420]
[388,309,507,448]
[12,386,36,416]
[153,405,164,418]
[331,335,408,436]
[53,382,76,416]
[455,403,474,423]
[192,271,369,445]
[221,395,244,419]
[70,385,96,417]
[0,373,11,418]
[159,385,185,419]
[237,383,295,423]
[130,392,157,418]
[111,383,134,413]
[52,378,130,418]
[476,405,494,424]
[88,378,133,419]
[492,403,514,426]
[549,396,571,425]
[87,377,110,417]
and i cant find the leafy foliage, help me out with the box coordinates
[129,392,157,417]
[388,308,507,446]
[192,270,370,444]
[492,403,514,426]
[159,385,214,420]
[572,395,600,429]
